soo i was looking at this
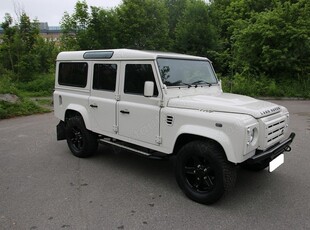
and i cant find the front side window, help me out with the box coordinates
[124,64,158,96]
[157,58,218,87]
[58,62,88,87]
[93,64,117,91]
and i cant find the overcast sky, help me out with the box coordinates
[1,0,123,26]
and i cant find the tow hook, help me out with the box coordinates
[284,146,291,152]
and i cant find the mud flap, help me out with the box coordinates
[56,121,66,141]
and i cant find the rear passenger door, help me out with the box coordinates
[89,62,119,135]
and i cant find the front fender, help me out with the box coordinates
[174,125,242,163]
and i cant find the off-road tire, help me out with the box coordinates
[65,116,98,158]
[175,140,237,204]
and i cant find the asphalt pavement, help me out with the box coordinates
[0,100,309,230]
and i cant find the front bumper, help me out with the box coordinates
[245,132,295,164]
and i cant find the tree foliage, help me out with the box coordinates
[174,0,219,57]
[0,12,58,82]
[1,0,309,97]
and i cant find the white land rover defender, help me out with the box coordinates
[54,49,295,204]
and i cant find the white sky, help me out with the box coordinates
[0,0,123,26]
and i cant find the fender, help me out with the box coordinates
[65,104,91,130]
[173,124,245,163]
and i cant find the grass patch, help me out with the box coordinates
[0,98,50,119]
[0,73,53,119]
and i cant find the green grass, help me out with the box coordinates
[0,73,54,119]
[0,98,50,119]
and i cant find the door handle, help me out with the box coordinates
[90,104,98,108]
[120,110,130,114]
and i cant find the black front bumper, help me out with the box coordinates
[245,132,296,164]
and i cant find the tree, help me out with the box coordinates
[60,0,90,50]
[0,13,16,72]
[87,6,120,49]
[0,12,40,81]
[0,12,58,82]
[232,0,310,80]
[164,0,188,45]
[116,0,170,50]
[174,0,219,57]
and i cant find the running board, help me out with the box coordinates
[99,138,168,160]
[100,138,151,157]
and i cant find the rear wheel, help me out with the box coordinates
[65,116,98,158]
[175,140,236,204]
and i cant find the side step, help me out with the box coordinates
[99,138,167,160]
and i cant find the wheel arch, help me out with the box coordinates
[174,134,225,157]
[172,126,238,163]
[64,104,91,130]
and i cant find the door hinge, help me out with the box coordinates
[159,100,164,108]
[155,136,162,145]
[115,94,121,101]
[113,125,119,133]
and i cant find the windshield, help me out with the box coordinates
[157,58,218,87]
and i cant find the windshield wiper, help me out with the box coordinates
[173,80,192,88]
[191,80,212,87]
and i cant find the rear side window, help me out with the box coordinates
[58,62,88,87]
[124,64,158,96]
[93,64,117,91]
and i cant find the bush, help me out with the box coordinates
[221,74,310,98]
[17,73,55,97]
[0,71,19,95]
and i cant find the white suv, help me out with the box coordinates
[54,49,295,204]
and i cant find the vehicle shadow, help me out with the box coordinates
[85,143,292,208]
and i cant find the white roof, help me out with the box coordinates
[56,49,209,61]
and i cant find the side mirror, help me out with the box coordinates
[144,81,154,97]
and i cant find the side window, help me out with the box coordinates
[58,62,88,87]
[124,64,158,96]
[93,64,117,91]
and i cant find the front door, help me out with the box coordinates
[117,61,161,145]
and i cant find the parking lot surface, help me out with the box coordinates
[0,100,309,230]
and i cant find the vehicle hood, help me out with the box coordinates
[167,93,281,118]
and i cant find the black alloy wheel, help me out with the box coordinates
[175,140,236,204]
[65,116,98,158]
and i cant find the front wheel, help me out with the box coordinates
[65,116,98,158]
[175,140,236,204]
